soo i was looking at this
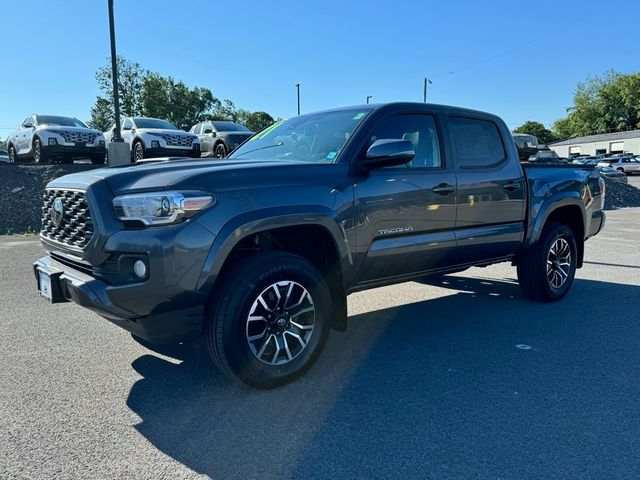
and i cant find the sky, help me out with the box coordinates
[1,0,639,137]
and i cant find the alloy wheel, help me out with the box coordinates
[215,144,226,158]
[546,237,572,289]
[33,140,41,162]
[134,143,144,161]
[8,146,16,163]
[245,280,315,365]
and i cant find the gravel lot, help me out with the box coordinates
[1,208,639,479]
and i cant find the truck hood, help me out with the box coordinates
[39,126,103,135]
[47,158,345,197]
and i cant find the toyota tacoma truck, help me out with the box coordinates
[34,103,606,388]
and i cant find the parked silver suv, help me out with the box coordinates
[105,117,201,162]
[597,155,640,175]
[7,114,106,164]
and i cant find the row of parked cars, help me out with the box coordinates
[5,114,255,164]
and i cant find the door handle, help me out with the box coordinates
[432,183,455,195]
[503,181,521,192]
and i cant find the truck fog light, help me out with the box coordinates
[48,138,57,146]
[99,140,105,147]
[133,260,147,278]
[151,140,159,148]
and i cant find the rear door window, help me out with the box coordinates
[449,116,506,168]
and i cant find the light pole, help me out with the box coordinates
[108,0,122,142]
[295,83,301,115]
[423,77,432,103]
[366,95,373,104]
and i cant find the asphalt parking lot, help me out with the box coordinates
[1,208,640,479]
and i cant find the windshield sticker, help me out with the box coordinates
[352,112,366,120]
[326,151,338,160]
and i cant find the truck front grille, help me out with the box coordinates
[41,189,94,249]
[57,131,98,144]
[161,134,195,147]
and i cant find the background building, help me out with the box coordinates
[549,130,640,157]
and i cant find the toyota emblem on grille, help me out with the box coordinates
[51,197,64,226]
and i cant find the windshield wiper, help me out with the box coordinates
[233,142,284,158]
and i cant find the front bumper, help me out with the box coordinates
[33,219,216,344]
[145,146,201,158]
[44,144,106,158]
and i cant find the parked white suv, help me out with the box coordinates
[597,155,640,175]
[7,114,106,164]
[105,117,201,162]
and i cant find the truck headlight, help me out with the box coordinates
[112,191,214,226]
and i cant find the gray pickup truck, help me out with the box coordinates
[34,103,606,388]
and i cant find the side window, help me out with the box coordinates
[369,114,442,168]
[449,116,506,168]
[123,118,133,130]
[22,117,31,127]
[193,124,202,134]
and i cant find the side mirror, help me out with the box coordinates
[122,125,132,131]
[203,128,213,134]
[361,139,415,169]
[23,122,34,129]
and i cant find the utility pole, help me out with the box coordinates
[108,0,122,142]
[423,77,432,103]
[295,83,301,115]
[366,95,373,104]
[106,0,130,166]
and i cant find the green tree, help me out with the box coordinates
[245,111,275,132]
[552,71,640,139]
[88,97,114,132]
[513,121,557,145]
[95,56,146,117]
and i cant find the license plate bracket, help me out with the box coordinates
[36,268,65,303]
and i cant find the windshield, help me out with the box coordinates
[230,109,370,162]
[38,116,88,128]
[212,122,251,132]
[134,118,178,130]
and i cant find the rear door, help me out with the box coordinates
[446,115,526,264]
[354,112,457,283]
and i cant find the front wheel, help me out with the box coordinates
[8,145,16,163]
[132,141,144,162]
[32,138,47,163]
[517,222,578,302]
[206,252,332,388]
[214,142,227,158]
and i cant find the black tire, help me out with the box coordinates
[517,222,578,302]
[32,137,47,163]
[132,141,144,162]
[214,142,227,158]
[91,154,105,165]
[206,252,332,388]
[8,144,17,163]
[616,167,626,175]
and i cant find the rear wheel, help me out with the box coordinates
[617,167,626,175]
[517,222,577,302]
[206,252,332,388]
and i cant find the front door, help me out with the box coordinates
[354,113,457,283]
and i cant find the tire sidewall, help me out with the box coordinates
[33,138,43,163]
[8,145,16,163]
[213,255,331,387]
[538,224,577,300]
[214,143,227,158]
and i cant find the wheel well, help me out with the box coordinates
[218,225,348,330]
[546,206,585,267]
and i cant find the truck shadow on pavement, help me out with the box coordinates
[126,275,640,479]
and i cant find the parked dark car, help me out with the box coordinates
[190,121,254,158]
[34,102,605,388]
[597,166,628,183]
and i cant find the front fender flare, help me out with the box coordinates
[195,206,353,296]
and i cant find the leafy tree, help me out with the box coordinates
[552,71,640,139]
[90,56,277,134]
[245,111,275,132]
[513,121,557,145]
[88,97,114,132]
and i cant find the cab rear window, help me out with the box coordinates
[449,117,506,168]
